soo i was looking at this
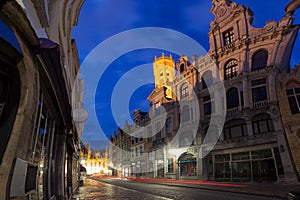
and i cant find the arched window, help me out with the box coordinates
[180,83,189,99]
[223,119,247,140]
[252,113,274,134]
[252,49,268,71]
[180,64,185,73]
[226,87,239,109]
[202,70,213,89]
[224,59,238,80]
[182,105,190,122]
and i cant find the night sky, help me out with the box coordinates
[72,0,300,150]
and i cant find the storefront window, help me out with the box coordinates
[212,148,281,182]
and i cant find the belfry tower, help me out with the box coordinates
[153,53,175,99]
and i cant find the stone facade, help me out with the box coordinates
[0,0,84,199]
[276,66,300,178]
[110,0,300,182]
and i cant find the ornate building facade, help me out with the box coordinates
[0,0,85,199]
[110,0,300,182]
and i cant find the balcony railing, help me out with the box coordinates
[226,106,241,115]
[251,100,275,109]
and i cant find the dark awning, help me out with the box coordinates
[35,38,73,130]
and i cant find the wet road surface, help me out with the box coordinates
[72,178,280,200]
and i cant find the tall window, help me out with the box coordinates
[165,117,172,136]
[252,49,268,71]
[224,59,238,80]
[155,122,161,140]
[224,119,247,140]
[203,95,214,116]
[223,27,235,46]
[147,126,152,142]
[167,158,174,173]
[226,87,239,109]
[202,70,213,89]
[180,83,189,99]
[182,105,190,122]
[154,102,161,116]
[252,79,267,102]
[252,113,274,134]
[180,64,185,73]
[287,87,300,114]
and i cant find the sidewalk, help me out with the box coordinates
[93,175,300,199]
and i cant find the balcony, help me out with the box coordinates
[251,100,277,109]
[226,106,241,116]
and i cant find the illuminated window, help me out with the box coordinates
[224,59,238,80]
[223,27,234,46]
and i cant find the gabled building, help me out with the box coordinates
[109,0,300,182]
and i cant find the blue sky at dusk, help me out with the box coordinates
[72,0,300,150]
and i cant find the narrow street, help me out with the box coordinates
[72,178,281,200]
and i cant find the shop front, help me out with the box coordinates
[178,153,197,178]
[209,146,283,182]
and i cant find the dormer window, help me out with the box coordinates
[223,27,234,46]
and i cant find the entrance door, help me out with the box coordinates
[179,153,197,177]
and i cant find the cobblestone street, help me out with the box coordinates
[72,178,171,200]
[71,177,293,200]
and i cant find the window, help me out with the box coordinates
[252,49,268,71]
[180,64,185,73]
[165,117,172,136]
[140,146,143,156]
[223,119,247,140]
[180,83,189,99]
[223,28,234,46]
[179,132,193,147]
[167,158,174,173]
[287,87,300,114]
[155,122,161,140]
[252,113,274,134]
[226,87,239,109]
[252,79,267,102]
[154,102,161,116]
[147,126,152,142]
[182,105,190,122]
[203,95,214,116]
[202,70,213,89]
[224,59,238,80]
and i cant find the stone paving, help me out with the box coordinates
[71,178,171,200]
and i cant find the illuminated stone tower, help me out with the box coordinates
[153,53,175,99]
